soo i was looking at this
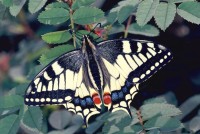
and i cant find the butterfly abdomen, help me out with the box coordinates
[86,43,102,90]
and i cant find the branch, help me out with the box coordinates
[124,15,133,38]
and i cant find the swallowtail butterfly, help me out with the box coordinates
[24,35,172,126]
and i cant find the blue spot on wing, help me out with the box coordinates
[112,93,118,101]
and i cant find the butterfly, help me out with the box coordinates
[24,35,172,126]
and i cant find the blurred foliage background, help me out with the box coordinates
[0,0,200,133]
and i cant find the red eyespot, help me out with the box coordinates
[103,93,111,105]
[92,94,101,105]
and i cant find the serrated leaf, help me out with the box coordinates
[0,95,24,109]
[42,30,72,44]
[108,24,125,35]
[1,0,13,7]
[154,2,176,31]
[48,110,72,129]
[45,2,69,10]
[169,0,194,3]
[102,123,120,134]
[0,114,20,134]
[123,125,143,133]
[178,95,200,120]
[9,82,29,96]
[128,23,159,37]
[141,103,182,120]
[9,0,26,16]
[72,0,95,10]
[39,44,74,65]
[22,107,43,132]
[28,0,47,14]
[143,97,167,105]
[189,117,200,133]
[38,8,69,25]
[177,1,200,24]
[106,11,118,23]
[136,0,159,26]
[73,7,104,25]
[108,107,139,127]
[118,5,134,23]
[144,116,182,132]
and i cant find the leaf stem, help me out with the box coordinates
[137,110,146,133]
[69,8,76,48]
[124,15,132,38]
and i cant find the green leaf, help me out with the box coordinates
[141,103,182,120]
[42,30,72,44]
[28,0,47,14]
[73,7,104,25]
[136,0,159,26]
[154,2,176,31]
[177,1,200,24]
[108,107,139,127]
[49,110,72,129]
[0,3,7,19]
[72,0,95,10]
[38,8,69,25]
[1,0,13,7]
[169,0,194,3]
[128,23,159,37]
[144,116,182,132]
[9,82,29,96]
[39,44,74,65]
[22,107,43,132]
[103,125,120,134]
[123,124,143,134]
[106,11,118,23]
[108,24,125,35]
[45,2,69,10]
[146,129,161,134]
[0,95,24,109]
[118,5,134,23]
[0,114,20,134]
[143,97,167,105]
[9,0,26,16]
[189,117,200,133]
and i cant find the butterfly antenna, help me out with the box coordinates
[88,23,101,36]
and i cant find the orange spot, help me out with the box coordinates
[103,93,111,105]
[92,94,101,105]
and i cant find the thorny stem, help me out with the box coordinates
[137,110,146,133]
[124,15,133,38]
[66,0,76,48]
[69,8,76,48]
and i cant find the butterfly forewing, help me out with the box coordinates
[25,50,83,105]
[97,39,172,114]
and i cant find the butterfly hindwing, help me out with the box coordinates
[97,39,172,114]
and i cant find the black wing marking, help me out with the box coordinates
[97,39,172,115]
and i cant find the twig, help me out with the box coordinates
[137,110,146,134]
[69,8,76,48]
[124,15,133,38]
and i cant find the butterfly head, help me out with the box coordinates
[82,35,96,52]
